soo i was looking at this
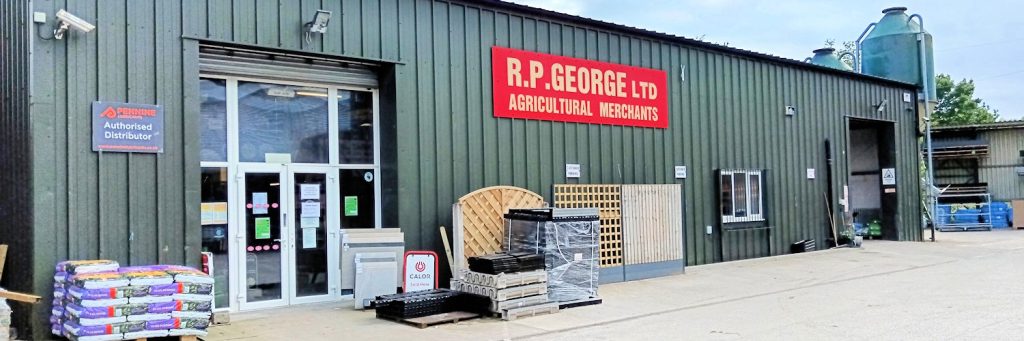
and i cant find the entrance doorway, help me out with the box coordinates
[237,166,338,309]
[198,73,381,313]
[847,119,899,240]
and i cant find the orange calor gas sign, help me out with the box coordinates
[491,46,669,129]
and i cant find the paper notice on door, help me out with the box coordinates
[300,216,319,228]
[252,192,268,214]
[201,202,228,225]
[302,228,317,249]
[301,201,321,218]
[254,217,271,239]
[300,184,320,200]
[344,196,358,217]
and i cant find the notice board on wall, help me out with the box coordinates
[92,101,164,153]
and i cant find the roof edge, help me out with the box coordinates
[932,120,1024,132]
[457,0,917,89]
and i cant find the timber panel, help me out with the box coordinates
[621,185,684,265]
[454,186,545,262]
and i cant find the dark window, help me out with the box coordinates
[721,170,764,223]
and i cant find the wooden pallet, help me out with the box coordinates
[558,297,603,309]
[384,311,480,329]
[502,302,560,321]
[133,336,199,341]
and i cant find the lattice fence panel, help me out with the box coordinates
[553,184,622,268]
[455,186,545,265]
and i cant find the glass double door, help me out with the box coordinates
[237,165,339,309]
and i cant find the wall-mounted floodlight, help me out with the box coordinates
[54,9,94,39]
[307,10,332,34]
[874,99,888,113]
[303,10,332,45]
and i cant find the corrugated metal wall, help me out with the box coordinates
[0,0,35,332]
[23,0,922,336]
[979,129,1024,201]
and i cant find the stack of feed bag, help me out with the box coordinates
[452,252,558,320]
[52,261,214,340]
[52,260,123,339]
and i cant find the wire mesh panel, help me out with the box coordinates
[553,184,622,268]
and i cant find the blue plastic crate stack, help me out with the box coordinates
[51,260,214,340]
[981,202,1013,228]
[935,203,1013,228]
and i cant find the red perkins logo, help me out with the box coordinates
[415,261,426,272]
[100,107,117,119]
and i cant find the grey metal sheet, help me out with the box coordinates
[199,48,378,88]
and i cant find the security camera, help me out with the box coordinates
[54,9,95,39]
[875,99,888,113]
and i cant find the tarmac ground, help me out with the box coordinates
[208,229,1024,340]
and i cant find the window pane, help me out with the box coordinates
[338,90,374,164]
[735,174,748,217]
[244,172,284,302]
[200,167,230,308]
[293,173,328,297]
[750,174,761,215]
[340,169,376,229]
[238,81,329,163]
[720,174,733,216]
[200,79,227,162]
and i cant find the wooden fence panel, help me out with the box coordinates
[621,184,683,265]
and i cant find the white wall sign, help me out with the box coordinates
[903,92,912,103]
[881,168,896,185]
[806,168,816,179]
[403,251,438,293]
[674,166,687,179]
[565,164,581,178]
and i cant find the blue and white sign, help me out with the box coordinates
[92,101,164,153]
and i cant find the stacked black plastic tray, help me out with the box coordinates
[468,254,518,274]
[373,289,491,319]
[468,252,545,274]
[509,252,544,271]
[374,289,459,319]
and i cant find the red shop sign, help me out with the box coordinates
[491,46,669,129]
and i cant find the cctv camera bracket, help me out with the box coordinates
[53,21,71,40]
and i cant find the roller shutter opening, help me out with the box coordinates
[198,44,379,88]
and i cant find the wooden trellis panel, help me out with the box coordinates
[453,186,545,273]
[553,185,622,268]
[621,185,683,265]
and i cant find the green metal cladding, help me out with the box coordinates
[12,0,922,337]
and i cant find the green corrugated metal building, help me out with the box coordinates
[2,0,923,337]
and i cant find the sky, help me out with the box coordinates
[507,0,1024,120]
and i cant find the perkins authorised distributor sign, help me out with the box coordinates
[92,101,164,153]
[491,46,669,129]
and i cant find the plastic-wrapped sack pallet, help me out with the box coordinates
[503,208,600,303]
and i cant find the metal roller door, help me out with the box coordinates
[198,44,379,88]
